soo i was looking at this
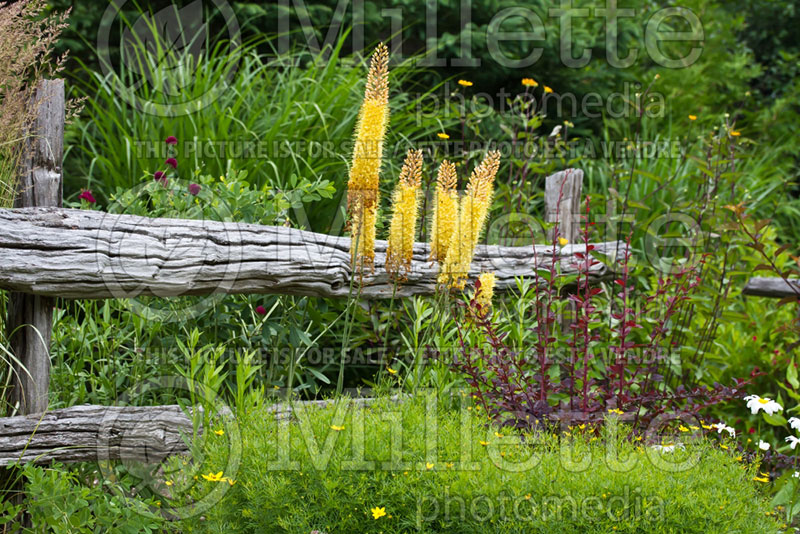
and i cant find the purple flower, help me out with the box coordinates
[165,157,178,169]
[188,183,201,196]
[78,190,96,204]
[165,136,178,145]
[154,171,167,185]
[255,305,267,315]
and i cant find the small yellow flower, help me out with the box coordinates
[543,86,553,94]
[494,431,503,438]
[607,408,624,415]
[371,506,387,519]
[437,132,450,140]
[165,480,174,487]
[731,130,741,136]
[426,462,434,470]
[558,237,569,246]
[458,79,473,87]
[754,475,769,483]
[445,462,454,469]
[524,494,531,500]
[679,425,689,432]
[480,440,489,446]
[227,478,236,486]
[331,425,345,431]
[202,471,225,482]
[688,114,697,121]
[521,78,538,87]
[214,429,224,436]
[387,367,398,375]
[720,444,728,450]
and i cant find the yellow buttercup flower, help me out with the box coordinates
[331,425,345,431]
[202,471,225,482]
[426,462,434,470]
[543,86,553,94]
[730,130,741,136]
[429,160,458,263]
[386,149,423,279]
[479,440,489,446]
[439,151,501,289]
[386,367,398,375]
[437,132,450,140]
[688,114,697,121]
[475,272,496,316]
[558,237,569,246]
[521,78,538,87]
[371,506,387,519]
[214,429,224,436]
[348,43,390,271]
[458,79,473,87]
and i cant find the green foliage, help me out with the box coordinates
[176,395,780,533]
[50,168,342,406]
[2,463,168,533]
[64,28,444,234]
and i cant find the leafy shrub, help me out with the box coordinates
[446,214,746,433]
[175,395,780,533]
[51,167,338,407]
[2,462,167,533]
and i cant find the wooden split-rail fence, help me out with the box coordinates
[0,80,626,468]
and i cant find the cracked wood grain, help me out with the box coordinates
[0,207,619,300]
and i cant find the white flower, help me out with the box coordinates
[789,417,800,431]
[758,440,770,451]
[786,436,800,450]
[651,443,684,453]
[744,395,783,416]
[793,471,800,479]
[712,422,736,438]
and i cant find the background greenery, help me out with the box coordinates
[1,0,799,529]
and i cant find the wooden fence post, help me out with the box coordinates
[545,169,583,243]
[7,80,64,415]
[544,169,584,331]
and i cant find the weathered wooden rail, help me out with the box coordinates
[0,207,616,300]
[0,397,392,467]
[742,277,800,299]
[0,79,614,468]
